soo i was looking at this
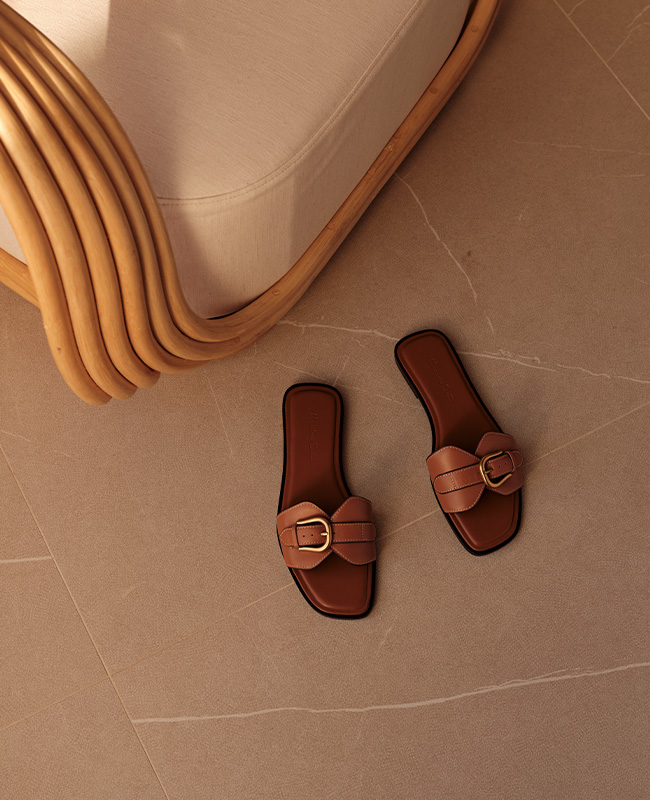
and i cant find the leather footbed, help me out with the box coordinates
[278,384,375,616]
[394,330,521,554]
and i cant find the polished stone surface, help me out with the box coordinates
[1,0,649,796]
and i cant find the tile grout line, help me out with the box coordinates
[97,399,650,681]
[0,442,172,800]
[2,397,647,736]
[0,581,294,735]
[553,0,650,125]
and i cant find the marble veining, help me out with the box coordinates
[131,660,650,724]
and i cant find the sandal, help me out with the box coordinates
[277,383,376,617]
[394,330,523,554]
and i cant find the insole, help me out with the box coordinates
[396,330,497,451]
[281,384,348,516]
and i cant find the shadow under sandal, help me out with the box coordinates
[395,330,524,555]
[277,383,376,617]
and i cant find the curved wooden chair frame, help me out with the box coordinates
[0,0,501,404]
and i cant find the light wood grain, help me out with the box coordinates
[0,0,501,402]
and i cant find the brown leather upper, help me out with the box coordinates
[277,497,376,570]
[279,383,375,615]
[427,432,523,514]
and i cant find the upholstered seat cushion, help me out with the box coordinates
[3,0,469,316]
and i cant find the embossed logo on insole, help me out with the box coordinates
[428,357,454,402]
[309,412,319,461]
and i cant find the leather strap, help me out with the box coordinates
[277,497,376,570]
[427,432,523,514]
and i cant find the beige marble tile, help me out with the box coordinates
[125,671,650,799]
[0,449,105,729]
[113,404,650,798]
[0,682,167,799]
[0,329,291,672]
[0,1,648,793]
[555,0,650,115]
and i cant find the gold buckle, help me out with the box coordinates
[478,450,513,489]
[296,516,332,552]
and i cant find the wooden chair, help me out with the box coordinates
[0,0,501,404]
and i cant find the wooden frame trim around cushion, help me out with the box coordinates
[0,0,501,404]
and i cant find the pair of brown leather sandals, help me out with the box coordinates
[277,330,524,618]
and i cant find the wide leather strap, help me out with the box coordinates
[426,432,523,514]
[277,497,376,570]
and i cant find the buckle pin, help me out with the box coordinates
[478,450,513,489]
[296,516,332,552]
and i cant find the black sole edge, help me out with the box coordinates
[394,330,521,557]
[278,382,376,618]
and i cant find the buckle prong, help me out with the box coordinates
[478,450,513,489]
[296,516,332,552]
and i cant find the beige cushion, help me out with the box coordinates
[3,0,469,316]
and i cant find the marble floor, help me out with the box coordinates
[1,0,649,797]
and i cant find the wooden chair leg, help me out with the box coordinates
[0,36,190,376]
[0,143,110,405]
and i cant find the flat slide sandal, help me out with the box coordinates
[277,383,376,617]
[395,330,523,555]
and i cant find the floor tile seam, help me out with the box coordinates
[0,440,51,564]
[553,0,650,125]
[0,442,113,673]
[5,396,647,722]
[0,436,294,703]
[0,675,172,797]
[0,446,174,792]
[106,675,173,800]
[108,581,295,680]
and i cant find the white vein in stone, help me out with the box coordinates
[337,383,419,410]
[332,355,351,387]
[511,139,650,157]
[556,363,650,385]
[459,351,556,372]
[461,351,650,385]
[0,555,53,565]
[394,173,479,304]
[273,361,417,408]
[206,376,234,460]
[132,660,650,724]
[379,510,438,541]
[277,319,398,342]
[607,23,648,62]
[555,2,650,126]
[0,429,33,443]
[567,0,589,16]
[528,399,650,465]
[273,361,329,381]
[627,4,650,29]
